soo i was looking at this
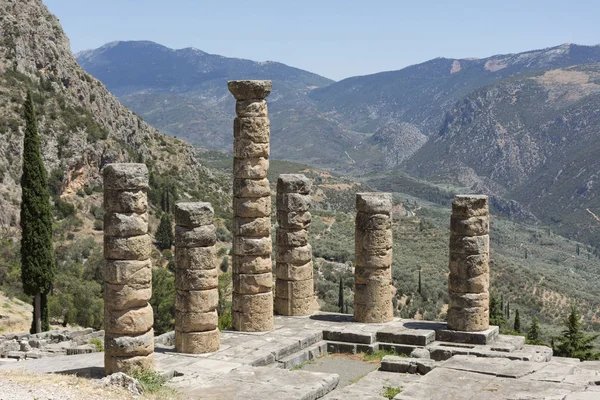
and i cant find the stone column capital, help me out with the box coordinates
[228,80,272,100]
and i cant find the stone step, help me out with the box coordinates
[275,341,328,369]
[376,328,435,346]
[326,340,378,355]
[322,329,376,345]
[380,355,437,375]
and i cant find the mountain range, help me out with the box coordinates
[76,40,600,244]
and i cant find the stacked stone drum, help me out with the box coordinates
[228,80,274,332]
[174,202,220,353]
[354,193,394,323]
[103,164,154,374]
[275,174,315,316]
[447,195,490,332]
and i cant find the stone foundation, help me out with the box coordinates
[228,80,274,332]
[447,195,490,332]
[354,193,394,323]
[174,202,220,353]
[103,164,153,374]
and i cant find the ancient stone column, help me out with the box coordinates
[275,174,315,316]
[447,195,490,332]
[354,193,394,323]
[174,202,220,353]
[103,163,154,375]
[228,80,273,332]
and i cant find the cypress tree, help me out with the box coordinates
[417,267,422,295]
[338,277,344,314]
[20,91,55,333]
[513,309,520,333]
[155,213,174,250]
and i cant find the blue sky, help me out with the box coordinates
[44,0,600,81]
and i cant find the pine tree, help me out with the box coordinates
[155,213,174,250]
[20,91,55,333]
[526,317,545,345]
[338,277,344,314]
[513,309,520,333]
[553,306,600,360]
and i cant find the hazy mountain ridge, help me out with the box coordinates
[405,64,600,243]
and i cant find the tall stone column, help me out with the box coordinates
[228,80,273,332]
[354,193,394,323]
[275,174,315,316]
[103,164,154,375]
[174,202,220,353]
[447,195,490,332]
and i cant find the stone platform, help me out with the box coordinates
[0,313,580,399]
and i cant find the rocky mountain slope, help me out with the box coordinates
[0,0,229,229]
[405,64,600,244]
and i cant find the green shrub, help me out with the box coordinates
[89,337,103,352]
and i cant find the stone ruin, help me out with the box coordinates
[102,164,154,374]
[229,80,274,332]
[174,202,220,353]
[92,80,495,376]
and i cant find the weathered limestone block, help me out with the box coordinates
[175,310,218,333]
[234,139,270,158]
[232,311,274,332]
[175,289,219,313]
[233,196,271,218]
[174,202,214,228]
[354,192,394,323]
[104,260,151,285]
[276,174,312,194]
[276,228,309,247]
[104,190,148,214]
[175,268,218,291]
[104,213,148,237]
[354,266,392,285]
[230,80,273,332]
[277,193,311,212]
[104,234,152,260]
[104,329,154,356]
[356,192,393,215]
[104,353,154,375]
[103,164,149,191]
[356,213,391,231]
[233,178,271,198]
[236,99,267,117]
[232,292,273,314]
[452,194,489,217]
[355,247,393,268]
[276,244,313,264]
[175,329,220,354]
[175,225,217,248]
[450,215,489,236]
[233,273,273,294]
[104,283,152,311]
[175,246,218,271]
[355,228,393,251]
[234,117,270,143]
[275,296,316,316]
[233,217,271,236]
[233,236,272,256]
[276,279,314,300]
[232,255,272,274]
[104,304,153,336]
[234,157,269,179]
[447,194,490,332]
[276,261,313,281]
[276,211,311,229]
